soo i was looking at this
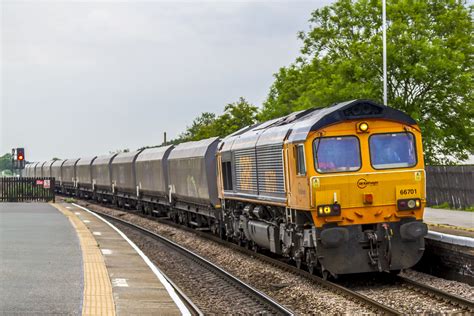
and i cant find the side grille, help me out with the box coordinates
[233,145,285,197]
[256,145,285,195]
[234,148,258,193]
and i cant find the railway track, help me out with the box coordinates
[72,199,474,314]
[93,210,294,316]
[151,217,400,315]
[396,275,474,312]
[180,217,474,313]
[145,217,474,314]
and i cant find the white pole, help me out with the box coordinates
[382,0,387,105]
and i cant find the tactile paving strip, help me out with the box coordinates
[52,203,115,316]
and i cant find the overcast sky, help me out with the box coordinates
[1,0,333,162]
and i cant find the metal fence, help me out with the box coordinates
[426,165,473,209]
[0,177,55,202]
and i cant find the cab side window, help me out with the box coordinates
[296,144,306,175]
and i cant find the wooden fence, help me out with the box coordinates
[425,165,473,209]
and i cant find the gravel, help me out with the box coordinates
[400,269,474,301]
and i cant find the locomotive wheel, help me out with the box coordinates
[218,227,225,240]
[306,250,317,275]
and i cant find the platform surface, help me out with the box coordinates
[424,207,474,229]
[0,203,83,314]
[424,207,474,239]
[56,203,184,315]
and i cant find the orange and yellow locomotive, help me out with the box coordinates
[217,99,427,277]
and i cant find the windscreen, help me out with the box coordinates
[313,136,361,173]
[370,133,416,169]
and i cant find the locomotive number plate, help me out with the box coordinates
[396,185,419,199]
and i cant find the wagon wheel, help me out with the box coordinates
[252,243,259,253]
[322,270,330,280]
[295,258,302,269]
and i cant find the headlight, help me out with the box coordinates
[317,203,341,217]
[356,121,369,133]
[398,198,421,211]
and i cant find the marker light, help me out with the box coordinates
[357,122,369,133]
[363,193,373,204]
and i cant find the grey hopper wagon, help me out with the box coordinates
[91,154,118,193]
[135,145,174,202]
[110,150,143,196]
[39,162,48,177]
[61,158,80,187]
[33,162,41,178]
[76,157,97,190]
[167,137,220,208]
[41,160,56,178]
[24,164,34,177]
[50,160,64,183]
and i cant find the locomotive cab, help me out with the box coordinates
[285,102,428,275]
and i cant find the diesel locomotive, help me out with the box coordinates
[27,99,428,278]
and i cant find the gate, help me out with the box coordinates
[0,177,56,202]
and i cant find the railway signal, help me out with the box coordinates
[12,147,26,169]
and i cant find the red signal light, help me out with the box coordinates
[16,148,25,162]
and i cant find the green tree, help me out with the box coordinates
[180,97,258,141]
[0,153,13,172]
[260,0,473,164]
[214,97,259,137]
[179,112,217,141]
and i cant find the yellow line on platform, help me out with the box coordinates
[427,222,474,233]
[51,203,115,316]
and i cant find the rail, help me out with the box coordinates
[396,276,474,312]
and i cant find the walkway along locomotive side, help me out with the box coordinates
[37,99,428,278]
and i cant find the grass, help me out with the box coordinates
[64,197,77,203]
[431,202,474,212]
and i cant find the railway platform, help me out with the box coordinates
[0,202,189,315]
[424,207,474,239]
[417,207,474,284]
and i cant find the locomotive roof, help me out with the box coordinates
[221,99,417,150]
